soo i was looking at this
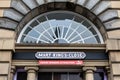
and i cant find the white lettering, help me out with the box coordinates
[35,52,86,59]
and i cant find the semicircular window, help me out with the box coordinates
[17,11,103,44]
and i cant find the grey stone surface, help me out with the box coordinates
[36,0,45,5]
[77,0,86,6]
[0,18,18,29]
[85,0,100,10]
[11,0,30,15]
[92,1,111,15]
[104,19,120,29]
[99,10,119,22]
[0,0,119,31]
[4,9,23,21]
[22,0,38,9]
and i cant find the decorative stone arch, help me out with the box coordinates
[0,0,120,41]
[15,2,107,42]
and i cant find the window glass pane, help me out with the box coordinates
[54,73,67,80]
[69,73,83,80]
[37,16,47,23]
[40,36,51,43]
[20,35,25,42]
[35,25,45,33]
[17,72,27,80]
[30,20,39,27]
[38,72,52,80]
[23,27,32,34]
[89,27,97,35]
[76,25,87,33]
[18,11,103,44]
[84,37,97,44]
[47,13,74,20]
[82,21,91,28]
[81,30,93,38]
[43,31,54,41]
[74,16,84,23]
[95,35,101,43]
[42,21,50,30]
[23,36,37,43]
[94,72,104,80]
[28,30,40,38]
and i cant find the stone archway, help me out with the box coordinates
[0,0,120,30]
[0,0,120,40]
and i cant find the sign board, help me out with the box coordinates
[38,60,83,65]
[35,52,86,59]
[14,51,108,60]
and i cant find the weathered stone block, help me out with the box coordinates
[0,39,15,50]
[107,30,120,39]
[112,63,120,75]
[0,63,9,75]
[0,76,7,80]
[110,52,120,62]
[114,76,120,80]
[0,0,11,7]
[111,1,120,8]
[0,29,15,38]
[0,51,12,61]
[0,9,3,17]
[106,39,119,50]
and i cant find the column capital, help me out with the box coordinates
[83,66,96,72]
[11,66,16,73]
[106,66,110,73]
[25,67,39,72]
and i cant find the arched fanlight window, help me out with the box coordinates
[17,11,103,44]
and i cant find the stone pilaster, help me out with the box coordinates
[83,67,96,80]
[107,39,120,80]
[25,67,38,80]
[0,29,15,80]
[106,67,111,80]
[109,51,120,80]
[10,66,16,80]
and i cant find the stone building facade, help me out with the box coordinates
[0,0,120,80]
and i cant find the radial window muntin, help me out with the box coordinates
[17,11,103,44]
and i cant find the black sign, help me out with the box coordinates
[13,51,108,60]
[35,52,86,59]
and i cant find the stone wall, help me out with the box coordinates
[0,0,120,80]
